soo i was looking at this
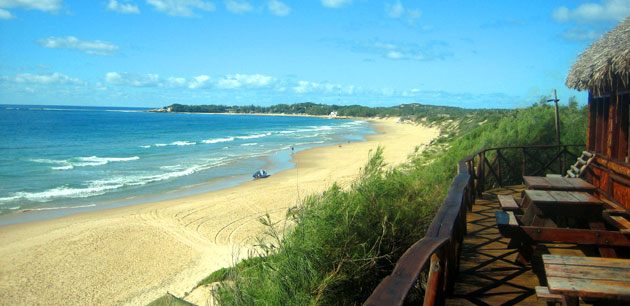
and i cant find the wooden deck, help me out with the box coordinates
[446,186,588,305]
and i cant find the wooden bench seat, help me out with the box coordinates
[497,194,521,212]
[535,286,564,304]
[495,211,519,236]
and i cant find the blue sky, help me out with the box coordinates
[0,0,629,108]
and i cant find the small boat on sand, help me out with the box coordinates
[253,169,270,179]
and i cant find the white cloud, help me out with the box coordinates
[353,40,451,61]
[386,1,403,18]
[225,0,252,13]
[552,0,630,24]
[105,72,160,87]
[216,74,276,89]
[267,0,289,16]
[0,7,14,18]
[385,1,422,24]
[386,51,404,59]
[107,0,140,14]
[146,0,215,17]
[0,0,62,12]
[558,26,604,41]
[1,72,84,85]
[321,0,351,8]
[293,80,338,94]
[167,77,187,88]
[36,36,120,56]
[188,75,212,89]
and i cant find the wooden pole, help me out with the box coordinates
[548,89,561,146]
[548,90,563,174]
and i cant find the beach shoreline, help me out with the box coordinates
[0,118,439,305]
[0,112,370,227]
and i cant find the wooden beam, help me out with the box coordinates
[521,226,630,247]
[586,92,597,151]
[617,93,628,161]
[609,93,619,159]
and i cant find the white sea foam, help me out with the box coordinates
[72,156,140,167]
[237,132,271,140]
[202,137,234,144]
[0,184,124,203]
[31,156,140,170]
[89,158,230,190]
[155,143,167,147]
[52,165,74,170]
[241,143,258,146]
[30,158,68,165]
[1,157,235,205]
[140,145,151,148]
[171,141,196,146]
[160,164,184,171]
[21,204,97,212]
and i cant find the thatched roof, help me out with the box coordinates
[566,17,630,92]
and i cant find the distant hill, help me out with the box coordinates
[150,102,498,120]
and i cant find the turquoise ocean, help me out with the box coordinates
[0,105,374,225]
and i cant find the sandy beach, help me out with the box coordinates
[0,118,439,305]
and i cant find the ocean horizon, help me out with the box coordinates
[0,104,374,225]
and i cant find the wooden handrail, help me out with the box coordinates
[364,144,585,305]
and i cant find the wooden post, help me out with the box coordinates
[548,89,561,147]
[477,152,485,196]
[497,150,502,187]
[548,90,563,174]
[423,253,443,306]
[562,145,567,175]
[521,147,526,177]
[587,92,596,151]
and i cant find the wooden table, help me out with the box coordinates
[517,190,611,262]
[522,190,603,225]
[523,176,596,192]
[543,254,630,305]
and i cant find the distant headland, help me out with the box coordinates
[148,102,480,119]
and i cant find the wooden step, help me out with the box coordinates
[582,151,594,157]
[571,165,580,174]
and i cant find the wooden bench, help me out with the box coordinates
[495,211,519,237]
[496,197,630,264]
[543,255,630,305]
[497,194,521,213]
[535,286,565,304]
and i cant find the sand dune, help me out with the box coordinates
[0,118,439,305]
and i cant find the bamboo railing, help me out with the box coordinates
[364,144,584,306]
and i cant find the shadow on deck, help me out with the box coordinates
[446,186,587,306]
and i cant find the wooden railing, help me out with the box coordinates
[364,144,584,306]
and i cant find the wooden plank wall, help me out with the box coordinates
[587,83,630,212]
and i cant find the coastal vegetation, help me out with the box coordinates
[157,102,503,122]
[153,98,587,305]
